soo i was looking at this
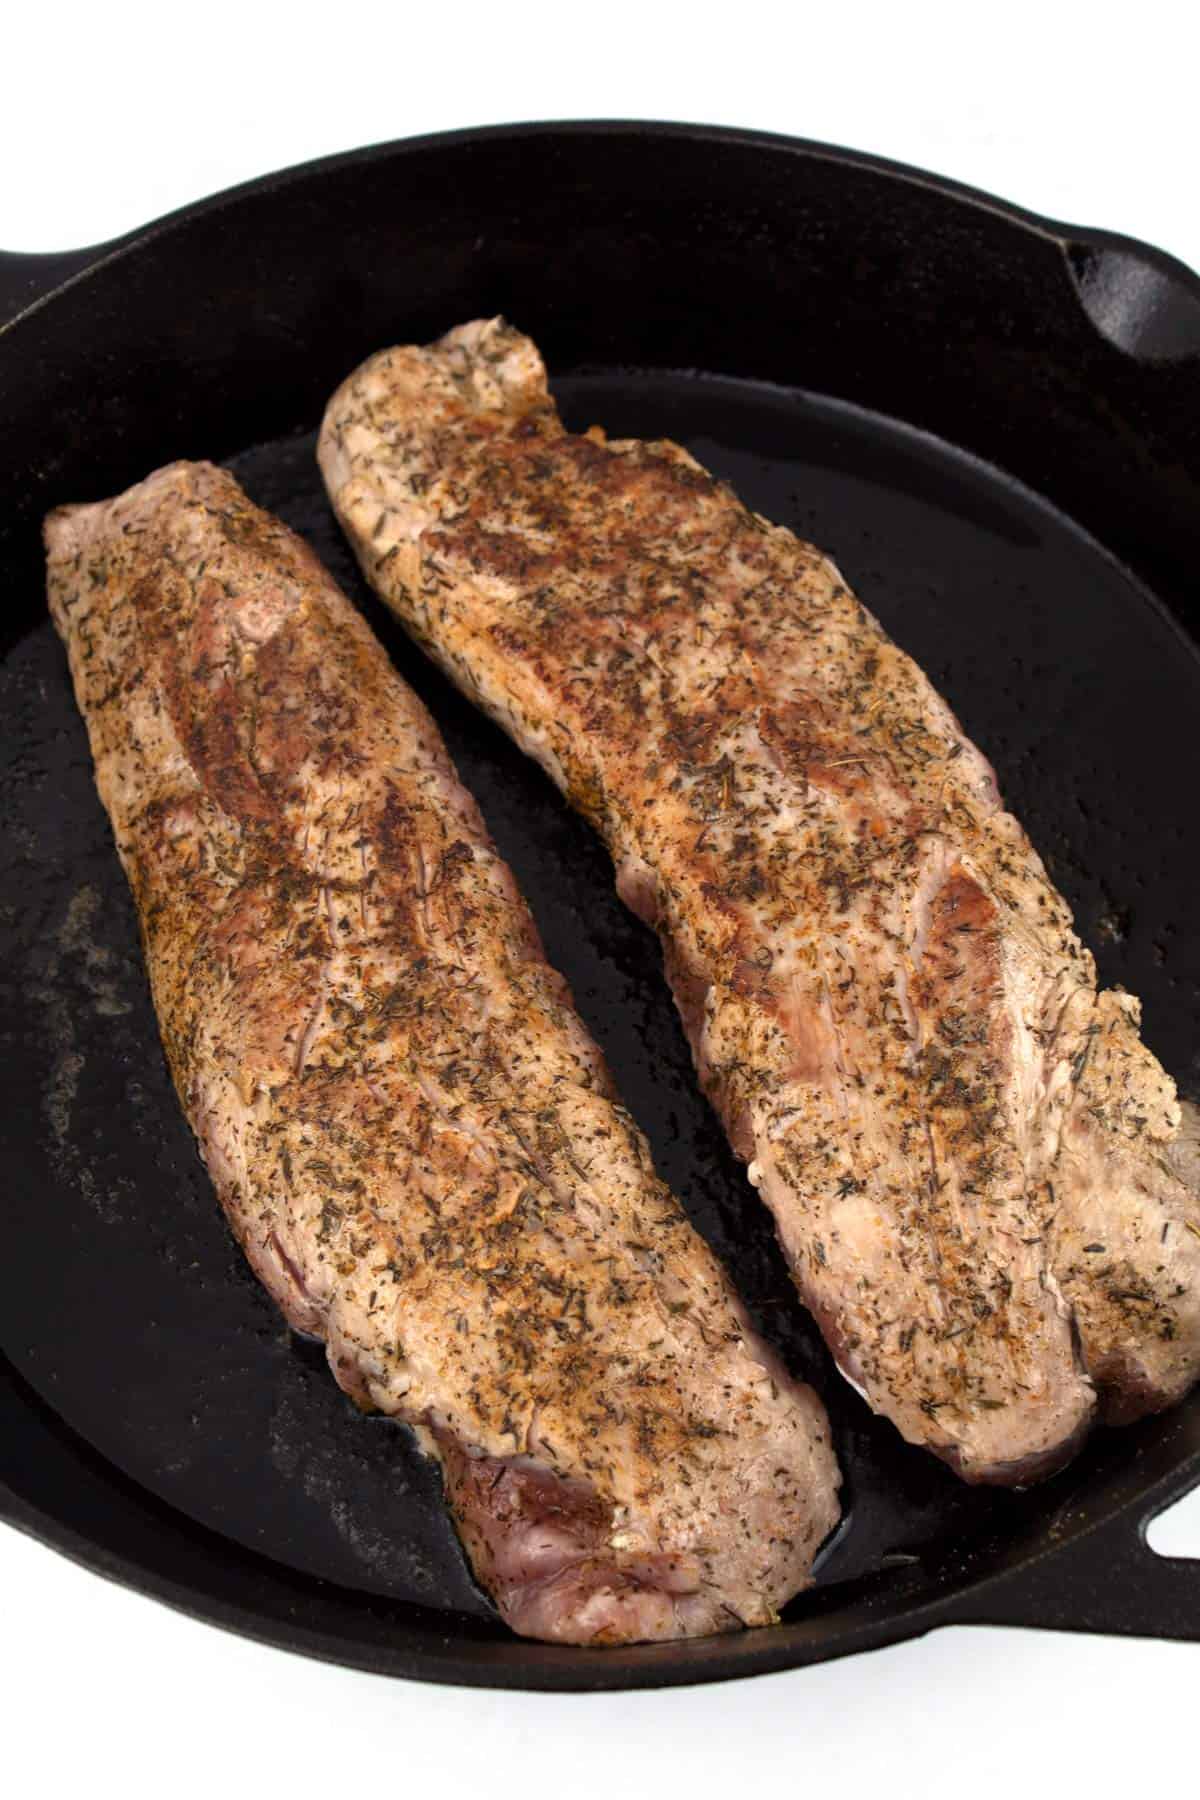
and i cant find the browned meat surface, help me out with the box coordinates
[44,462,839,1645]
[319,318,1200,1484]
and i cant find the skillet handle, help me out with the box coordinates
[946,1497,1200,1642]
[0,246,104,333]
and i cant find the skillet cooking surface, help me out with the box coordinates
[3,362,1200,1680]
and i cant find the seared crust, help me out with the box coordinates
[319,318,1200,1483]
[44,462,839,1645]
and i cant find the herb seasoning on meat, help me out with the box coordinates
[321,320,1200,1483]
[45,463,840,1644]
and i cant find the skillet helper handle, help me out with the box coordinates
[948,1507,1200,1643]
[0,246,103,332]
[1063,231,1200,363]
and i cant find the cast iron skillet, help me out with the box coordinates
[2,121,1200,1692]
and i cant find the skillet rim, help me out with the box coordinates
[4,117,1200,333]
[2,118,1199,1688]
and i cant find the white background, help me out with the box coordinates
[3,2,1197,1792]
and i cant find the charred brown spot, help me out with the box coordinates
[934,868,998,936]
[758,700,879,798]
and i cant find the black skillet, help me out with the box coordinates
[3,121,1200,1691]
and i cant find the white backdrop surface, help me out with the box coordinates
[3,4,1197,1792]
